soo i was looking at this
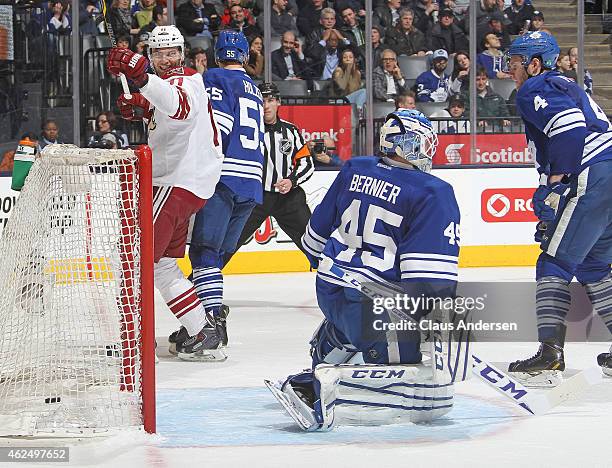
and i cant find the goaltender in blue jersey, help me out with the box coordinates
[505,31,612,384]
[265,110,463,432]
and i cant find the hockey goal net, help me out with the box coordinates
[0,144,154,436]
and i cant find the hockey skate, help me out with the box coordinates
[176,322,227,362]
[216,304,230,347]
[167,326,188,356]
[508,341,565,387]
[597,346,612,377]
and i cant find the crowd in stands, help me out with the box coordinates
[12,0,599,140]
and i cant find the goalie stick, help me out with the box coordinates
[318,258,601,416]
[100,0,132,99]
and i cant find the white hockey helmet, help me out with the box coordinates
[147,25,185,61]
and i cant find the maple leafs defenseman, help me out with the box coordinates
[505,31,612,385]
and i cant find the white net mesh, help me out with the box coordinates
[0,145,145,436]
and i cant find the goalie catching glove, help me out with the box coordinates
[117,93,152,123]
[107,48,149,88]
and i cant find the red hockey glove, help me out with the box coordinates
[117,93,152,123]
[107,48,149,88]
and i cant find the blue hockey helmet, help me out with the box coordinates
[379,109,438,173]
[505,30,560,70]
[215,30,249,64]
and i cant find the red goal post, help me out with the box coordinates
[0,144,155,436]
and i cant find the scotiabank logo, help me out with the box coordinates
[475,146,533,164]
[481,188,538,222]
[445,143,464,164]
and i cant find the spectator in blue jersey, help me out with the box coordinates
[477,32,511,79]
[384,8,429,58]
[505,31,612,383]
[373,49,408,102]
[415,49,450,103]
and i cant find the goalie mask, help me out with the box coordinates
[379,109,438,173]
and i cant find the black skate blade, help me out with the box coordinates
[177,348,227,362]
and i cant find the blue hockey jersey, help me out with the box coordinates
[415,70,449,103]
[302,157,460,289]
[516,70,612,176]
[204,67,265,203]
[476,52,504,79]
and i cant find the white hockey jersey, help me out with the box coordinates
[140,67,223,199]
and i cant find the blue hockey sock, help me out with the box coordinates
[536,276,571,342]
[192,267,223,317]
[586,278,612,334]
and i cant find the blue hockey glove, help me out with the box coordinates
[534,221,548,243]
[532,182,570,222]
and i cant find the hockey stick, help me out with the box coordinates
[100,0,132,99]
[319,259,600,415]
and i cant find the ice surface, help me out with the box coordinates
[1,268,610,468]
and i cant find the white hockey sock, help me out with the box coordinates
[155,258,207,336]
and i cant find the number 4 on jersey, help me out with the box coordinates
[534,95,548,111]
[444,222,460,245]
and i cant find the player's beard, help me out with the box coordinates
[152,57,183,76]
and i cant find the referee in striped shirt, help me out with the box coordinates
[227,82,314,262]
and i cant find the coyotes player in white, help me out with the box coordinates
[107,25,225,361]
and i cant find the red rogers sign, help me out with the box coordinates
[434,134,534,166]
[481,188,538,222]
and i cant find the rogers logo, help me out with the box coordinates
[481,188,538,222]
[486,193,510,218]
[445,143,464,164]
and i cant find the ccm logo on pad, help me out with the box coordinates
[481,188,538,223]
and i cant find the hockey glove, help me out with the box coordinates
[117,93,152,123]
[532,181,570,222]
[534,221,548,244]
[107,48,149,88]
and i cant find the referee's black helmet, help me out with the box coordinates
[258,82,281,100]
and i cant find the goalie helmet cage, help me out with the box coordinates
[0,144,155,437]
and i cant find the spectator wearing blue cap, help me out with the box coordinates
[415,49,450,102]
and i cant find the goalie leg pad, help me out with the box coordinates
[310,320,364,367]
[315,363,454,428]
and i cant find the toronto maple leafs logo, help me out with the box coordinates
[529,31,542,39]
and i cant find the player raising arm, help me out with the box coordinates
[268,110,462,430]
[505,31,612,384]
[107,25,225,361]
